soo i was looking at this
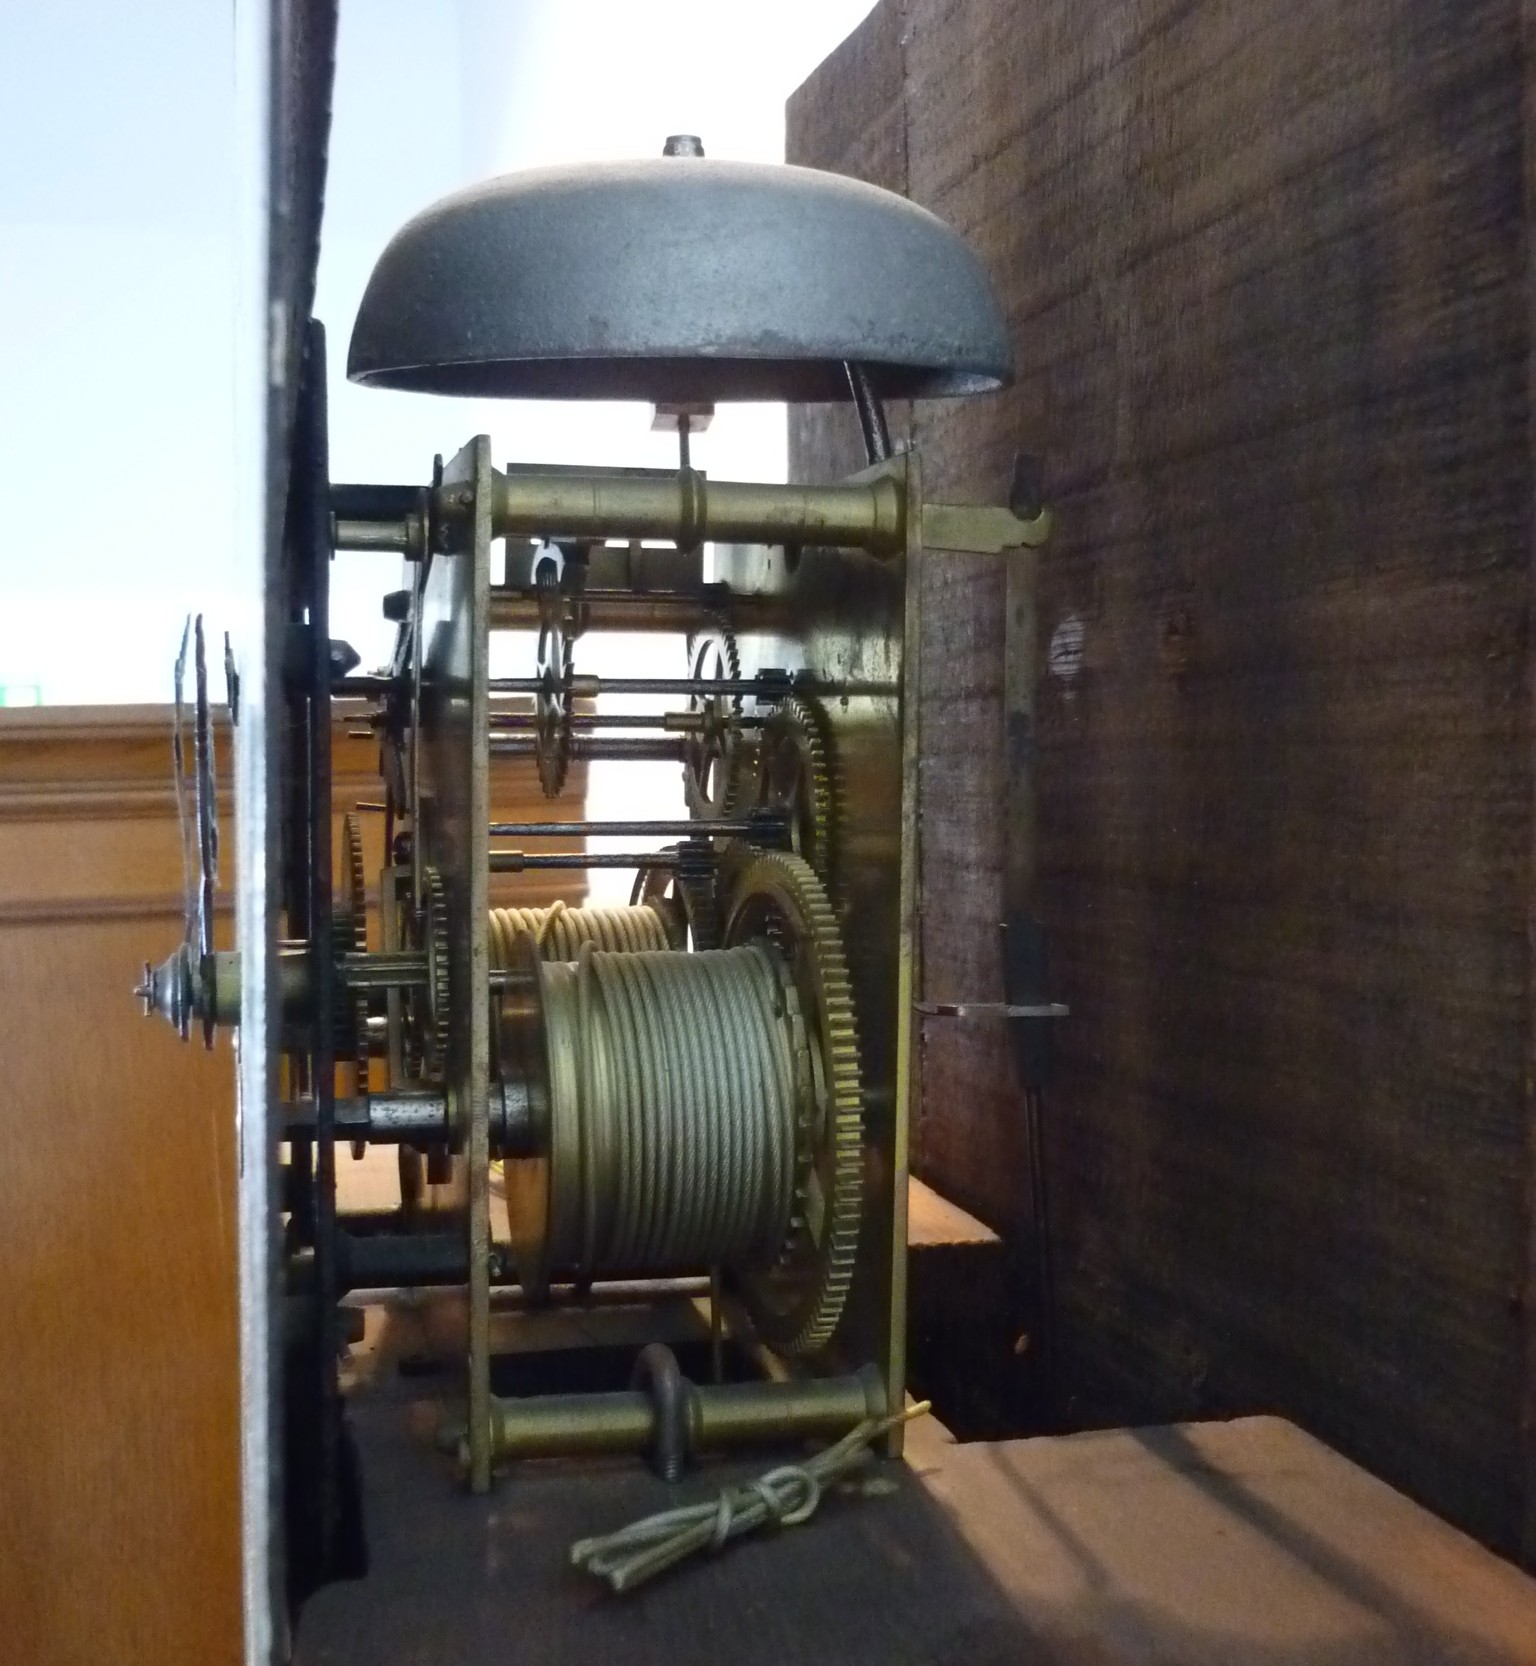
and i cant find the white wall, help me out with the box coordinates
[0,0,876,711]
[0,0,239,703]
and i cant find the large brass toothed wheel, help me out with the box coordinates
[682,626,750,818]
[756,693,835,886]
[498,847,863,1354]
[722,845,863,1356]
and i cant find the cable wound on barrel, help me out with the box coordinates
[488,902,677,964]
[540,945,802,1278]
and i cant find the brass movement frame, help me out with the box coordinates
[375,445,1045,1481]
[415,438,494,1490]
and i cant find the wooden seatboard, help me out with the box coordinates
[295,1401,1536,1665]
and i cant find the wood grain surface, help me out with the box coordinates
[791,0,1536,1560]
[295,1386,1536,1666]
[0,704,591,1662]
[0,707,244,1666]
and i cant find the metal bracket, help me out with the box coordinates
[915,1001,1070,1020]
[921,500,1053,553]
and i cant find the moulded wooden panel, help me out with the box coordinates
[0,923,242,1664]
[0,703,591,1663]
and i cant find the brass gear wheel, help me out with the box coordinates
[722,845,863,1356]
[756,693,835,885]
[534,555,576,798]
[682,626,751,818]
[629,859,689,949]
[419,867,451,1079]
[674,863,722,952]
[395,881,425,1080]
[341,816,371,1155]
[629,848,721,950]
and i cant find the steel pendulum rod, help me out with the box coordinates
[490,712,682,730]
[489,675,785,698]
[335,953,564,992]
[487,711,768,732]
[489,737,688,762]
[336,673,792,700]
[488,590,773,635]
[489,850,684,873]
[487,817,782,839]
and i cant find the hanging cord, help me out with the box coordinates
[487,901,674,962]
[534,897,566,949]
[570,1400,931,1594]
